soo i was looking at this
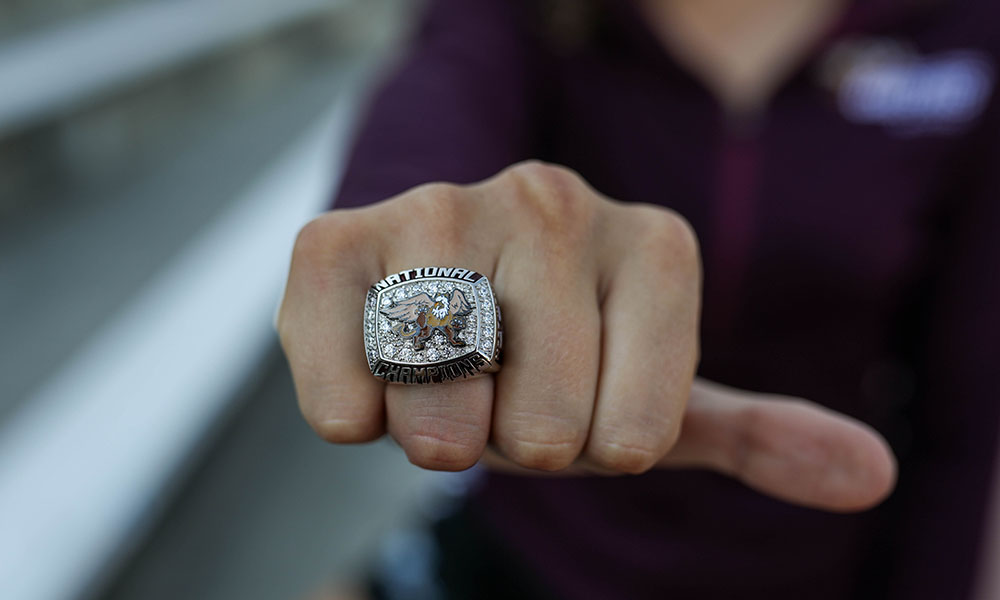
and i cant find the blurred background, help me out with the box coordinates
[5,3,1000,600]
[0,1,460,599]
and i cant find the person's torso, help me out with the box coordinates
[471,1,1000,598]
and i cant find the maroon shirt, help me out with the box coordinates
[335,0,1000,598]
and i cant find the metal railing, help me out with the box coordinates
[0,1,408,598]
[0,0,349,139]
[0,96,362,600]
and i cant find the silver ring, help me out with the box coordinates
[363,267,503,384]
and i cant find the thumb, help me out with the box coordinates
[661,378,898,513]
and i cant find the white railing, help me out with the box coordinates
[0,93,359,600]
[0,0,348,138]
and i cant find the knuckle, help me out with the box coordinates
[621,207,702,290]
[291,216,328,261]
[632,206,701,265]
[493,406,587,471]
[587,438,663,475]
[501,436,582,472]
[504,160,587,191]
[399,182,470,249]
[292,212,354,261]
[288,212,376,290]
[310,416,381,445]
[728,401,775,479]
[587,410,680,474]
[498,161,598,237]
[394,391,488,471]
[295,381,383,445]
[405,182,467,222]
[495,412,585,471]
[403,431,483,471]
[275,306,295,349]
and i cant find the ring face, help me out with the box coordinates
[364,267,502,384]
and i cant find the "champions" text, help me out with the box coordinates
[372,352,488,384]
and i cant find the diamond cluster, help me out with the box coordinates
[384,279,478,364]
[474,277,498,360]
[364,271,501,372]
[364,289,380,369]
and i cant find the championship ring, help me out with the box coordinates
[363,267,503,384]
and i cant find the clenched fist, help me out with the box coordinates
[278,162,896,512]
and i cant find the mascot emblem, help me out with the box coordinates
[381,288,474,350]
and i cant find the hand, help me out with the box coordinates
[278,161,896,513]
[483,378,897,512]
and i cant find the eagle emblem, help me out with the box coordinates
[380,288,474,350]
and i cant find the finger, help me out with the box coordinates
[584,205,701,473]
[661,379,898,512]
[489,165,604,471]
[279,211,386,443]
[481,374,898,512]
[482,446,622,477]
[386,377,493,470]
[377,184,499,470]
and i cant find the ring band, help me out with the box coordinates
[363,267,503,384]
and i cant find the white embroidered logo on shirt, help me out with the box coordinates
[825,40,995,135]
